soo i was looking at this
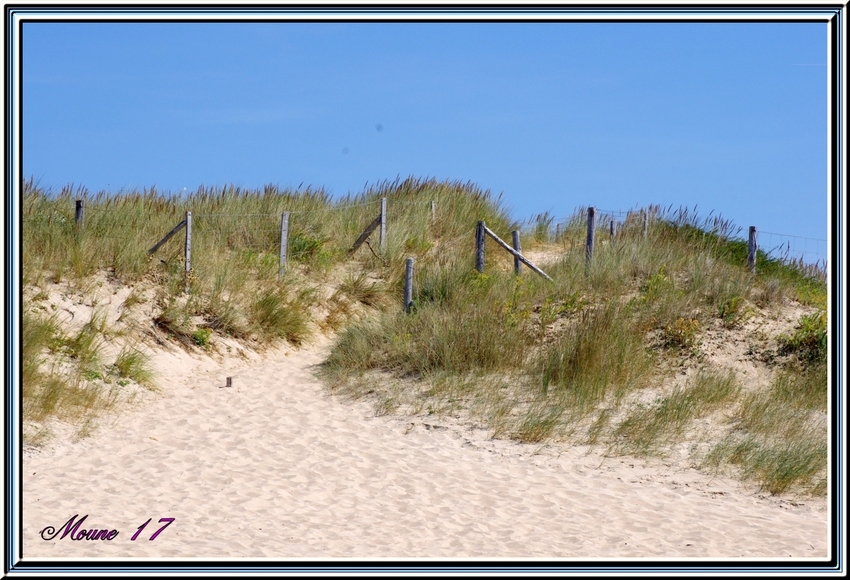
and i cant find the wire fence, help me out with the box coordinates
[759,230,828,265]
[540,206,828,271]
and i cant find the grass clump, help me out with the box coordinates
[22,310,125,440]
[703,360,827,496]
[613,369,740,455]
[705,432,826,496]
[111,347,155,389]
[22,311,64,392]
[536,304,653,411]
[717,295,751,328]
[662,317,701,351]
[334,270,387,308]
[248,287,311,345]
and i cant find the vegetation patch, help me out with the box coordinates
[778,311,827,364]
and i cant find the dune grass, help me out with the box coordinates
[22,177,828,495]
[22,309,126,435]
[700,333,827,495]
[612,369,741,455]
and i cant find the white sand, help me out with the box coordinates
[23,336,829,559]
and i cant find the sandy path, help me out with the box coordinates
[23,338,828,559]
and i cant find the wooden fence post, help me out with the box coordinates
[404,257,414,313]
[512,230,522,275]
[380,197,387,252]
[279,211,289,279]
[74,198,85,229]
[586,207,596,266]
[430,200,436,223]
[642,209,648,240]
[748,226,757,274]
[610,219,617,243]
[476,220,486,273]
[555,223,561,241]
[184,211,192,294]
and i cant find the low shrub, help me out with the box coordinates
[779,311,827,364]
[192,328,212,348]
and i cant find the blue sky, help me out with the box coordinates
[23,20,828,260]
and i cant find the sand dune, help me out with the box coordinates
[23,336,828,560]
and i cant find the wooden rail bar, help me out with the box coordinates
[350,214,383,254]
[482,225,553,281]
[147,219,187,255]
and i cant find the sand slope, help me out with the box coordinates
[23,336,828,560]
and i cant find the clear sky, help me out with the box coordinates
[23,20,828,260]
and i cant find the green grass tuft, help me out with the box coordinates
[112,347,155,388]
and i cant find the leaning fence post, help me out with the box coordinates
[748,226,757,274]
[586,207,596,266]
[184,211,193,294]
[404,257,414,313]
[476,220,486,273]
[380,197,387,252]
[642,209,648,240]
[74,198,85,229]
[512,230,522,275]
[279,211,289,279]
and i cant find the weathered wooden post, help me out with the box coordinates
[555,223,561,241]
[585,207,596,266]
[476,220,486,273]
[642,209,648,240]
[380,197,387,252]
[430,200,436,223]
[512,230,522,275]
[184,211,193,294]
[404,257,414,313]
[748,226,757,274]
[279,211,289,279]
[610,219,617,243]
[74,198,85,229]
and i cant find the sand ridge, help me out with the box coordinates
[23,333,828,560]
